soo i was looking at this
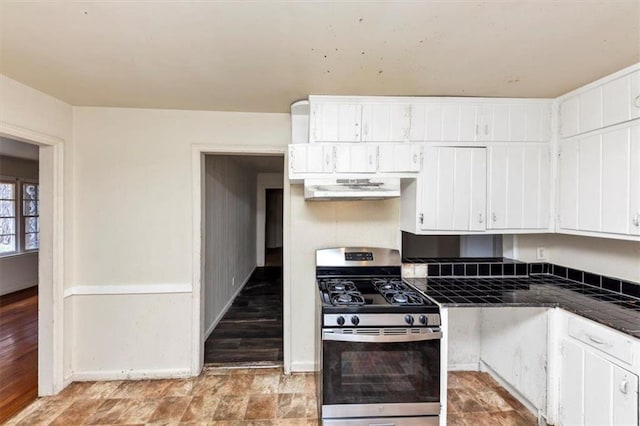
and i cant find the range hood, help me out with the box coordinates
[304,178,401,200]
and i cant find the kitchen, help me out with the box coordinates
[0,1,639,425]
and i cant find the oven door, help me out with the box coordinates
[321,328,441,419]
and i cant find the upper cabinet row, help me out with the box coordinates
[309,97,551,143]
[559,68,640,138]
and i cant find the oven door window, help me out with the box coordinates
[323,339,440,405]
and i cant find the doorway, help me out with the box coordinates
[201,153,285,366]
[0,137,40,422]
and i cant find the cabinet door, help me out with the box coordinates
[630,125,640,235]
[559,338,584,426]
[310,103,361,142]
[559,139,580,230]
[577,135,602,232]
[583,350,613,425]
[378,143,420,172]
[488,144,550,230]
[361,104,410,142]
[601,127,632,234]
[612,364,639,426]
[334,143,377,173]
[289,144,334,174]
[560,96,580,138]
[632,70,640,120]
[421,147,486,231]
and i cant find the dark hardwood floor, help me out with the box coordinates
[0,286,38,423]
[205,267,283,365]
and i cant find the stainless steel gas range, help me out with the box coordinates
[316,247,442,426]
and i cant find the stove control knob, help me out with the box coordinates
[419,315,428,325]
[336,316,345,326]
[351,316,360,326]
[405,315,415,325]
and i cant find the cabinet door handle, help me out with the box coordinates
[633,213,640,227]
[478,213,484,224]
[492,213,497,223]
[484,124,489,136]
[369,153,374,166]
[620,380,628,394]
[587,334,606,345]
[634,95,640,108]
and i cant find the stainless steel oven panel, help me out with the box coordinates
[316,247,400,267]
[322,416,439,425]
[324,313,441,328]
[323,328,442,343]
[323,402,441,419]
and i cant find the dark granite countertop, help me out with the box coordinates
[405,275,640,339]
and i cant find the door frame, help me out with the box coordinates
[0,121,65,395]
[191,144,290,374]
[257,175,284,266]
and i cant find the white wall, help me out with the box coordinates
[0,253,38,295]
[512,234,640,282]
[71,107,288,377]
[288,186,401,370]
[204,155,257,338]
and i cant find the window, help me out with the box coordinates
[0,181,17,253]
[22,183,39,250]
[0,179,39,255]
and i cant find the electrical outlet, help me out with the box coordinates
[536,247,547,260]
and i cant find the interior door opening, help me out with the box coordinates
[202,154,284,366]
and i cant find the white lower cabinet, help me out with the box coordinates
[420,146,487,232]
[557,314,639,426]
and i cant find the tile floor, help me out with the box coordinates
[6,368,536,425]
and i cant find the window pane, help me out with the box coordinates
[0,183,15,199]
[0,235,15,253]
[25,217,39,233]
[25,232,39,250]
[0,217,16,235]
[23,200,38,216]
[0,201,15,217]
[23,184,38,200]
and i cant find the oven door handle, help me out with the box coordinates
[322,330,442,343]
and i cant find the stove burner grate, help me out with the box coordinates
[330,291,365,306]
[372,278,409,292]
[381,289,425,306]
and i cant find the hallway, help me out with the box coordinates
[205,267,283,365]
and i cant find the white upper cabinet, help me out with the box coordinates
[409,101,550,142]
[487,144,550,230]
[361,103,411,142]
[559,68,640,138]
[558,123,640,239]
[420,147,487,232]
[289,144,334,176]
[334,143,377,173]
[310,102,362,142]
[377,143,421,173]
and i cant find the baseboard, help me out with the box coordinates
[204,266,256,340]
[63,283,192,298]
[447,362,480,371]
[0,282,37,296]
[290,360,316,372]
[71,368,192,381]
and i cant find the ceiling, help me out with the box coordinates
[1,1,638,113]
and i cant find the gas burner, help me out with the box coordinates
[381,290,425,306]
[372,278,409,292]
[331,291,365,306]
[324,279,357,293]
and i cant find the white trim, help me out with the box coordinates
[72,368,192,382]
[290,361,316,372]
[63,283,192,298]
[191,144,290,377]
[0,121,65,396]
[204,267,254,340]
